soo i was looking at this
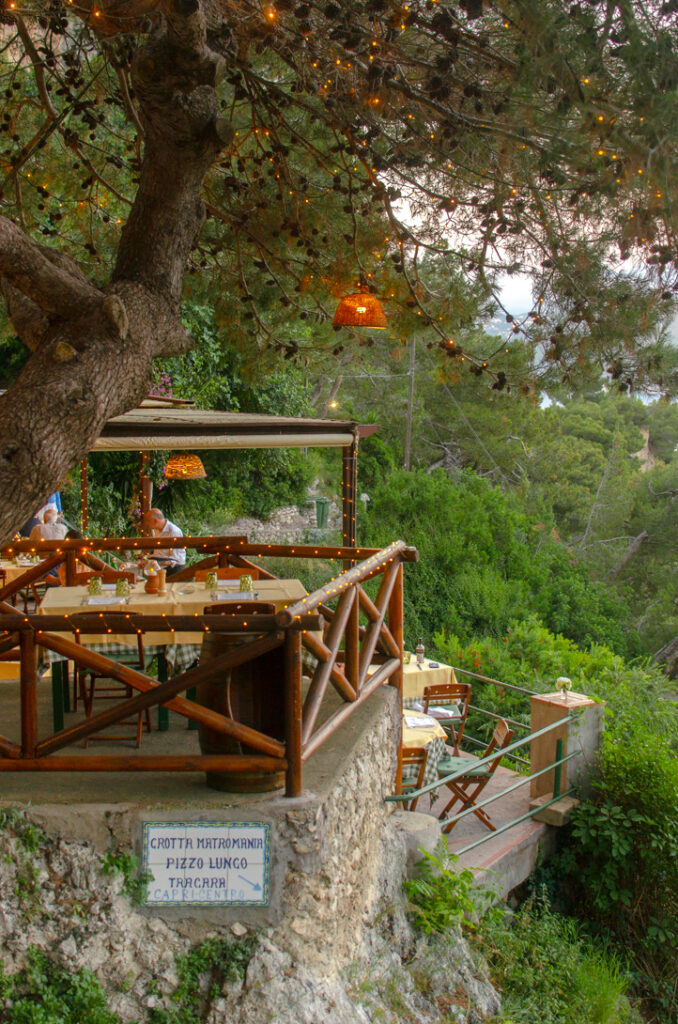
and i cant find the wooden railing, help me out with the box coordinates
[0,538,417,796]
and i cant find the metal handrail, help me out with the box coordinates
[463,734,530,767]
[467,704,530,730]
[452,664,536,697]
[438,747,580,830]
[453,787,575,856]
[386,714,573,803]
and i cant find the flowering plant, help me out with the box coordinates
[555,676,573,694]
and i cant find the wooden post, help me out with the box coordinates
[80,457,89,532]
[387,563,404,691]
[388,563,404,795]
[139,451,152,518]
[51,663,65,733]
[341,437,358,563]
[345,587,360,695]
[65,549,78,586]
[157,650,169,731]
[20,631,38,758]
[284,628,303,797]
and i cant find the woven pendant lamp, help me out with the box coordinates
[164,453,207,480]
[333,289,387,329]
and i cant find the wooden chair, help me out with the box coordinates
[436,718,514,833]
[0,570,18,608]
[401,746,429,811]
[195,567,260,581]
[422,681,472,755]
[73,613,151,746]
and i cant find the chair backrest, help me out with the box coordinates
[195,567,260,581]
[203,601,276,616]
[422,681,471,712]
[401,746,429,810]
[71,610,144,663]
[482,718,514,773]
[423,682,472,750]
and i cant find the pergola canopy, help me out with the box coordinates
[93,405,378,452]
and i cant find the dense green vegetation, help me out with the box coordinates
[0,948,120,1024]
[404,840,638,1024]
[430,620,678,1023]
[361,467,634,656]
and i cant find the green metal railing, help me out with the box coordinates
[387,717,580,853]
[452,664,536,768]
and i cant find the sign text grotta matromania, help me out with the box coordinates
[143,822,271,906]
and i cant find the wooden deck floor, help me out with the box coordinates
[414,761,553,895]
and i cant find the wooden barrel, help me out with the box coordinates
[196,605,285,792]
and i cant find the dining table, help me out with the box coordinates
[0,557,38,587]
[401,658,458,708]
[38,577,309,732]
[402,708,449,790]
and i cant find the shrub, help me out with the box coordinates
[402,839,481,935]
[0,948,120,1024]
[476,893,638,1024]
[552,730,678,1022]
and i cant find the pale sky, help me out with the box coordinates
[497,274,534,316]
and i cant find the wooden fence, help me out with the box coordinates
[0,537,417,796]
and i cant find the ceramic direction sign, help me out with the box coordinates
[142,821,271,906]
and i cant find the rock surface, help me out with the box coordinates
[0,805,501,1023]
[222,498,342,545]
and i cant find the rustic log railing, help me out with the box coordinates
[0,535,391,599]
[0,538,417,796]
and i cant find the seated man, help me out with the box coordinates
[19,512,42,537]
[142,508,186,577]
[29,507,67,543]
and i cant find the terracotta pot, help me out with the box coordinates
[144,574,159,594]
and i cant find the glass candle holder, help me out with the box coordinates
[116,578,130,598]
[88,576,103,596]
[205,571,218,591]
[239,574,254,592]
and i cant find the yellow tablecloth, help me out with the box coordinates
[402,708,447,747]
[38,578,308,648]
[0,559,36,586]
[402,659,457,703]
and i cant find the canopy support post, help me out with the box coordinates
[342,436,358,566]
[139,451,152,518]
[80,458,88,532]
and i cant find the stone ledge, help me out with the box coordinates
[391,809,441,875]
[529,793,579,826]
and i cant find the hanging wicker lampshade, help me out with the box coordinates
[164,453,207,480]
[333,290,387,329]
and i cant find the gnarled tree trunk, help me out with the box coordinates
[0,0,232,544]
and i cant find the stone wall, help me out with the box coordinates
[224,499,342,546]
[0,687,501,1023]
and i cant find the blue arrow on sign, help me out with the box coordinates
[238,874,262,892]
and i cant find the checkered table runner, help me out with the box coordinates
[402,735,448,789]
[43,641,201,677]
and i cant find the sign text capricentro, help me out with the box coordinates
[142,821,271,906]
